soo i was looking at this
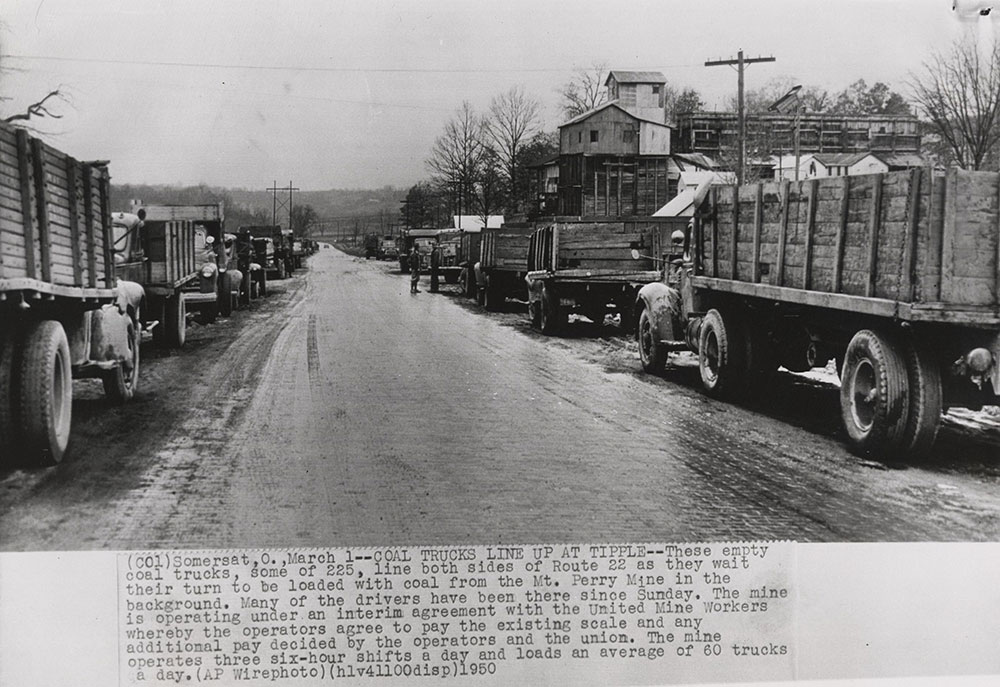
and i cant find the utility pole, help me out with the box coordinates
[266,180,300,229]
[705,50,776,186]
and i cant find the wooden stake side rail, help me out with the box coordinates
[0,120,112,294]
[527,217,689,275]
[702,168,1000,323]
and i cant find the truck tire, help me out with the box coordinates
[218,272,234,317]
[840,329,909,458]
[638,307,666,374]
[18,320,72,466]
[899,341,943,458]
[698,309,746,399]
[165,295,187,347]
[540,285,564,335]
[0,330,19,462]
[240,272,251,305]
[259,270,267,297]
[103,317,140,404]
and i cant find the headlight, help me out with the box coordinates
[201,263,217,278]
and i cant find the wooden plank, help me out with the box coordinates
[751,182,763,283]
[776,180,790,287]
[83,165,97,288]
[941,168,957,303]
[30,138,52,283]
[803,179,817,290]
[901,167,921,303]
[832,175,850,293]
[730,185,739,281]
[63,159,82,284]
[711,187,719,278]
[865,173,884,298]
[15,129,37,280]
[99,173,112,287]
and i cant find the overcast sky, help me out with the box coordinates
[0,0,979,190]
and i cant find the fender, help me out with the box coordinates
[114,280,145,318]
[635,281,681,342]
[525,274,545,305]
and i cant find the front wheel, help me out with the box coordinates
[165,295,186,347]
[103,317,140,404]
[18,320,72,466]
[638,308,666,374]
[259,270,268,297]
[839,329,909,457]
[698,309,745,399]
[218,272,234,317]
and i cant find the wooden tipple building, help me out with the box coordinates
[556,71,679,217]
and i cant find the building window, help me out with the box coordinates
[578,132,582,143]
[590,130,599,143]
[652,85,660,95]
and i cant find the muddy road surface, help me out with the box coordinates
[2,247,1000,550]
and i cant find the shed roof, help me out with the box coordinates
[879,153,927,168]
[812,152,882,167]
[605,70,667,85]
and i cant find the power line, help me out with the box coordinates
[1,53,701,75]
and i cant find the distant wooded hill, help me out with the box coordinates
[110,183,405,234]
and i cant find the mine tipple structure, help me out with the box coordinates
[557,103,676,218]
[674,112,922,158]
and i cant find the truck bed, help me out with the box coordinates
[528,218,687,275]
[699,169,1000,326]
[481,224,534,271]
[0,121,114,297]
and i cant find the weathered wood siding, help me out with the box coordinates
[701,168,999,310]
[0,122,112,288]
[481,224,534,270]
[558,155,675,217]
[458,232,481,266]
[143,220,197,286]
[528,218,687,273]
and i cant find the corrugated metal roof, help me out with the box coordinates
[879,153,927,168]
[672,152,717,170]
[605,70,667,85]
[812,152,881,167]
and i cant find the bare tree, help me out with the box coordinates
[0,27,69,126]
[426,101,490,219]
[910,36,1000,170]
[3,89,66,124]
[558,62,609,120]
[485,86,542,212]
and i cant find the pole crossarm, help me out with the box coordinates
[704,50,776,186]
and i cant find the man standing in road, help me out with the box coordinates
[410,246,421,293]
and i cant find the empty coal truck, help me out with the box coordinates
[0,123,143,465]
[634,170,1000,460]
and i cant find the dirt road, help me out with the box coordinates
[2,247,999,550]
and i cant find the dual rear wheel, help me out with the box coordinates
[694,310,943,459]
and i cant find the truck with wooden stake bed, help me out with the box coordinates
[110,204,204,346]
[525,218,684,328]
[476,223,535,311]
[0,121,143,466]
[634,169,1000,460]
[120,202,244,321]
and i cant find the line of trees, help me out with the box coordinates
[409,87,558,228]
